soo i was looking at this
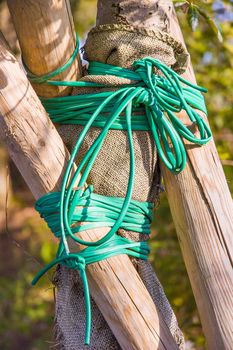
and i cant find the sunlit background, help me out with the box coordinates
[0,0,232,349]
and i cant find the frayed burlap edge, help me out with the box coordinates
[85,24,189,73]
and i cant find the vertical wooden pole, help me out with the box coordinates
[163,8,233,349]
[0,145,10,215]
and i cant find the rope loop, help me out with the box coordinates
[64,255,86,271]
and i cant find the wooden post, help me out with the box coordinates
[0,9,178,350]
[165,7,233,349]
[7,0,82,97]
[0,144,10,216]
[97,1,233,349]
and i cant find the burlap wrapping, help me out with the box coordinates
[54,24,189,349]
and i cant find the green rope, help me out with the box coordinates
[24,35,79,84]
[25,38,212,346]
[41,58,211,173]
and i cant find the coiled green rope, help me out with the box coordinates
[25,36,212,345]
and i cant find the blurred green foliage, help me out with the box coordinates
[0,1,232,349]
[0,203,56,349]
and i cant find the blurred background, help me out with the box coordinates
[0,0,232,349]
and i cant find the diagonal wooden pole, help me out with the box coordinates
[1,1,179,348]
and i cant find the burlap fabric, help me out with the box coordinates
[54,24,189,349]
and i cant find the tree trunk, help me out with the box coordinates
[0,2,178,347]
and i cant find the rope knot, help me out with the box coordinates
[64,255,86,271]
[133,88,156,107]
[133,57,159,88]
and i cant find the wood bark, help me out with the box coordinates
[98,1,233,349]
[1,1,179,348]
[0,144,10,215]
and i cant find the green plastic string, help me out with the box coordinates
[42,58,211,172]
[24,35,79,84]
[26,38,212,346]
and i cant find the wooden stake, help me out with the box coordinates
[165,8,233,349]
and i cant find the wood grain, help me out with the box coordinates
[7,0,82,97]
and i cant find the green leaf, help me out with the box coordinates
[197,7,223,42]
[208,18,223,42]
[188,4,199,31]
